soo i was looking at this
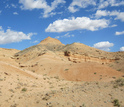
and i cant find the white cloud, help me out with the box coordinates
[19,0,48,10]
[11,4,17,8]
[45,17,109,32]
[68,0,124,13]
[98,0,109,9]
[109,0,124,6]
[110,24,117,27]
[0,27,37,44]
[95,10,124,22]
[93,41,114,51]
[62,33,75,38]
[5,4,11,8]
[115,31,124,35]
[55,36,60,39]
[98,0,124,9]
[55,33,75,38]
[110,0,124,6]
[68,0,96,13]
[32,40,39,43]
[13,12,19,15]
[95,10,109,18]
[5,4,17,9]
[120,47,124,51]
[7,26,11,29]
[114,12,124,22]
[19,0,66,18]
[0,10,2,14]
[0,26,2,30]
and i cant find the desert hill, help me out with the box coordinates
[0,48,20,66]
[0,37,124,107]
[14,37,124,81]
[0,48,19,56]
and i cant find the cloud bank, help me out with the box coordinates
[19,0,66,18]
[68,0,96,13]
[93,41,114,51]
[120,47,124,51]
[68,0,124,13]
[0,27,36,44]
[95,10,124,22]
[115,31,124,35]
[45,17,109,32]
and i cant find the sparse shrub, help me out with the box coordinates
[85,82,90,85]
[9,89,14,93]
[94,72,97,74]
[50,90,56,94]
[115,61,119,63]
[115,78,124,86]
[115,57,120,60]
[43,78,46,80]
[32,70,35,73]
[54,76,59,79]
[112,99,120,107]
[43,74,47,76]
[10,103,18,107]
[65,69,69,71]
[112,77,116,79]
[0,79,3,81]
[21,88,27,92]
[36,101,39,104]
[113,85,118,88]
[42,93,51,101]
[80,104,86,107]
[113,78,124,88]
[96,82,99,85]
[117,69,121,71]
[110,64,113,67]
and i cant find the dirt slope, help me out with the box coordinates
[0,60,124,107]
[0,58,124,107]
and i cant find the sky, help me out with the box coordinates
[0,0,124,52]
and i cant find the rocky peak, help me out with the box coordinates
[38,36,64,45]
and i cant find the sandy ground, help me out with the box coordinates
[0,62,124,107]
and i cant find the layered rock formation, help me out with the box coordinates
[13,37,124,81]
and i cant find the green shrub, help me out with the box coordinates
[94,72,97,74]
[65,69,69,71]
[21,88,27,92]
[112,99,120,107]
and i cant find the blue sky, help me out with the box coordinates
[0,0,124,52]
